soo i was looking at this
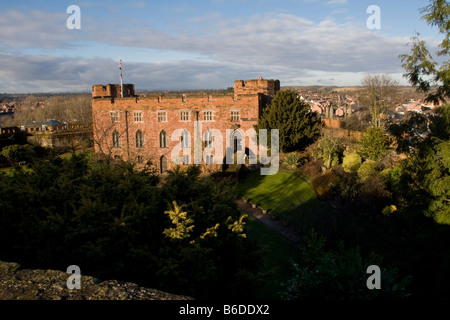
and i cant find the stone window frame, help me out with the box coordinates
[112,130,121,148]
[203,110,214,121]
[180,110,190,122]
[133,111,143,122]
[157,111,167,122]
[204,129,214,148]
[110,111,120,123]
[160,155,168,173]
[159,130,168,148]
[181,129,190,148]
[231,110,240,122]
[135,130,144,148]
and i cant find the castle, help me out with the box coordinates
[91,77,280,173]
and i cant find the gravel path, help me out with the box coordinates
[236,198,302,244]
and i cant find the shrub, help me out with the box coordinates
[0,155,261,299]
[310,173,340,200]
[357,160,378,182]
[388,165,402,192]
[379,168,392,183]
[1,144,37,165]
[301,159,323,179]
[342,152,362,173]
[359,174,392,209]
[0,154,8,168]
[331,154,340,167]
[382,205,397,216]
[283,152,301,168]
[305,139,322,160]
[337,172,360,200]
[281,230,412,300]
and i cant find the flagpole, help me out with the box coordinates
[119,57,123,98]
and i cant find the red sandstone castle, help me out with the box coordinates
[91,77,280,173]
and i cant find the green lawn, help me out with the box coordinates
[59,150,95,161]
[238,169,338,299]
[245,215,296,300]
[238,169,328,233]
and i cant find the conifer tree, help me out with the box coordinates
[399,0,450,104]
[396,0,450,225]
[256,90,321,152]
[358,127,389,161]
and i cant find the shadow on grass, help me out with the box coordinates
[237,169,336,237]
[245,214,296,300]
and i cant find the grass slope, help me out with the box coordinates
[245,215,296,299]
[238,169,327,233]
[238,169,331,299]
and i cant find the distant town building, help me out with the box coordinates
[19,119,91,148]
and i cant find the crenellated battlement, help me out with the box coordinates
[233,77,280,98]
[92,84,135,98]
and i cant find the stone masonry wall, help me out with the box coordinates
[0,260,192,300]
[92,78,279,173]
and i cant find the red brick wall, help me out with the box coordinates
[92,83,277,172]
[92,84,135,98]
[234,77,280,99]
[322,118,341,129]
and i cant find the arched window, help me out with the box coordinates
[206,154,214,165]
[160,155,168,174]
[136,130,144,148]
[204,130,213,148]
[112,130,120,148]
[180,130,191,164]
[181,129,190,148]
[231,130,242,152]
[159,130,168,148]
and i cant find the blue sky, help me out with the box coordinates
[0,0,443,92]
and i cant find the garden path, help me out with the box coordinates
[235,197,302,244]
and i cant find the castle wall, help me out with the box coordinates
[92,78,279,173]
[233,77,280,98]
[92,84,135,98]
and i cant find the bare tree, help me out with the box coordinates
[12,93,92,125]
[65,94,92,124]
[13,95,39,125]
[91,112,119,164]
[360,73,399,128]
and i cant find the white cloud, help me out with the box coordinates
[326,0,348,5]
[0,8,420,92]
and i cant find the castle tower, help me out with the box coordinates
[233,77,280,99]
[233,77,280,113]
[92,84,135,99]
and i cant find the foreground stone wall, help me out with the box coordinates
[0,261,192,300]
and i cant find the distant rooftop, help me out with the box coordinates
[22,119,63,127]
